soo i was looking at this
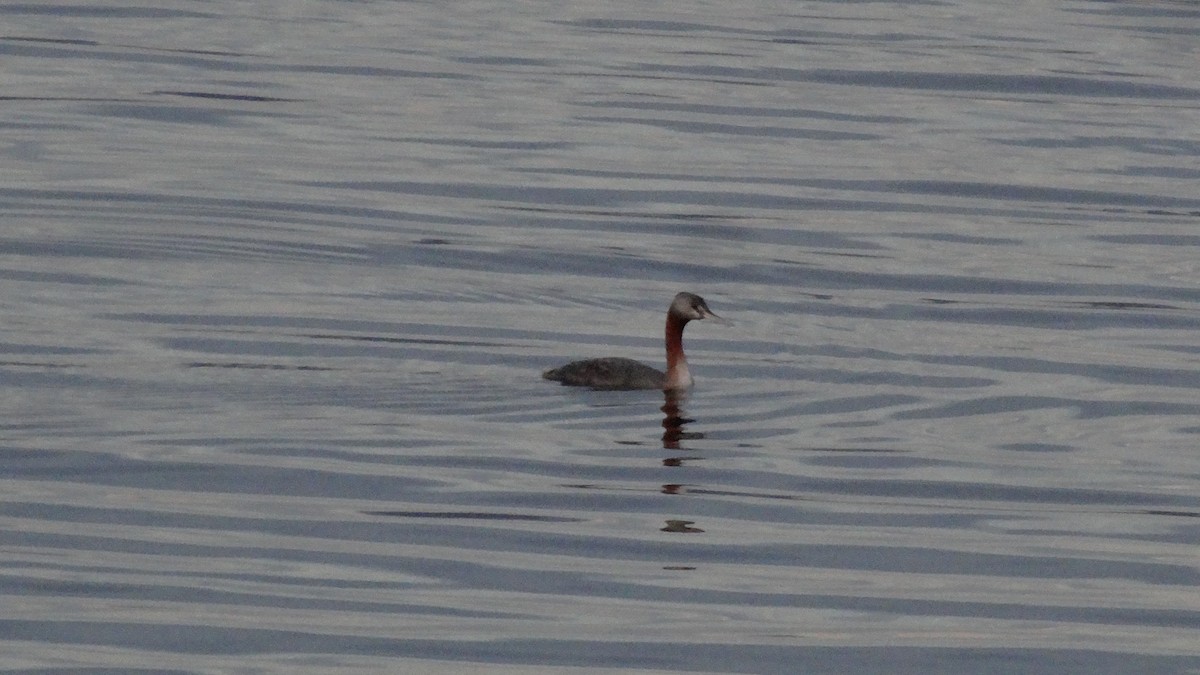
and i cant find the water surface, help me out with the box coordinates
[3,1,1200,673]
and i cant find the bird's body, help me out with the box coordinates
[542,292,723,391]
[542,356,671,390]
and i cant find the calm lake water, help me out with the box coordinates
[3,1,1200,673]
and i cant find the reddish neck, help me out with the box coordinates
[664,314,691,388]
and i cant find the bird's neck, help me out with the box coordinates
[664,314,692,389]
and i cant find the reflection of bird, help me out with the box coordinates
[543,292,726,390]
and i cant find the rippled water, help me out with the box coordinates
[4,1,1200,673]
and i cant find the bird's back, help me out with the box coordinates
[542,357,665,390]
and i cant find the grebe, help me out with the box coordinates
[543,292,725,391]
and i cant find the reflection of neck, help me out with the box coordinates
[664,314,691,389]
[660,390,687,448]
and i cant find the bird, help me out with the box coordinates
[543,292,725,391]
